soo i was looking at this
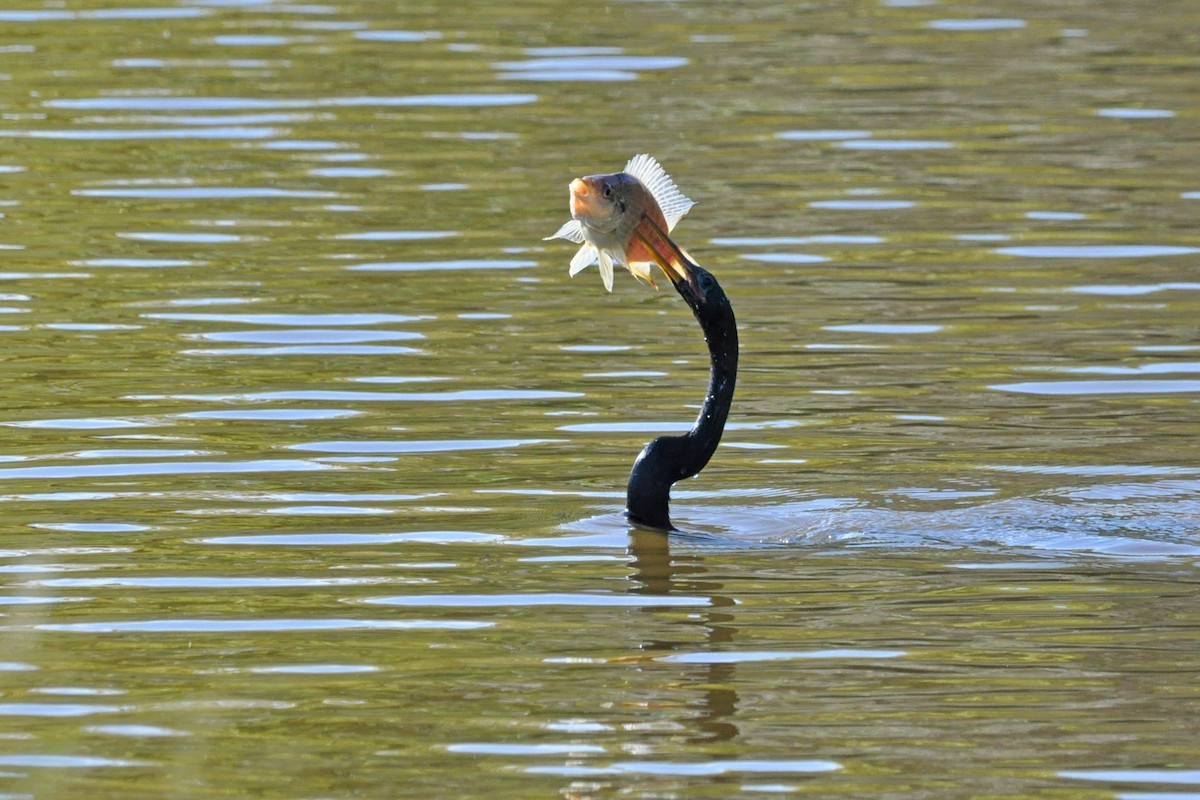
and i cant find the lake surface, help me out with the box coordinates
[1,0,1198,797]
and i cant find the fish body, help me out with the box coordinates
[546,154,695,292]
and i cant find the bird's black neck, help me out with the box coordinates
[626,263,737,530]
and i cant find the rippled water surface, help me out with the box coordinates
[1,0,1198,797]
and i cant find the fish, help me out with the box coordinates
[545,154,696,292]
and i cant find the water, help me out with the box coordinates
[1,0,1198,797]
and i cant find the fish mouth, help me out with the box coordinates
[569,179,618,232]
[568,178,591,219]
[631,214,706,303]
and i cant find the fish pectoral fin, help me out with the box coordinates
[545,220,586,244]
[569,245,599,276]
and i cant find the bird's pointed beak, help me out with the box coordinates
[631,214,706,303]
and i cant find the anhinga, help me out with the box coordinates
[624,222,737,531]
[547,155,738,531]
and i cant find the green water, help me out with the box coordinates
[0,0,1198,797]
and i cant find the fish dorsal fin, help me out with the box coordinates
[624,153,695,233]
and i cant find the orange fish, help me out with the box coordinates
[546,154,697,292]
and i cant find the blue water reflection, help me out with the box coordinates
[494,54,687,82]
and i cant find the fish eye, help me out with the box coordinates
[602,185,612,199]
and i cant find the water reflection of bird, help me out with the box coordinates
[548,155,738,531]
